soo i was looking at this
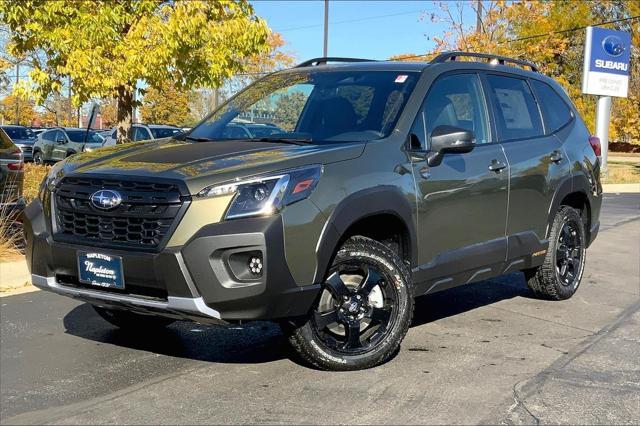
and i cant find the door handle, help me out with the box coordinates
[550,150,563,163]
[488,160,507,172]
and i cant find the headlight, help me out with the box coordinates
[38,161,64,201]
[197,165,323,219]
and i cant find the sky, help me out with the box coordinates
[251,0,477,62]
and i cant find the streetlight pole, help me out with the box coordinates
[323,0,329,57]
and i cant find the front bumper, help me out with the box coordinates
[24,198,321,323]
[31,274,225,324]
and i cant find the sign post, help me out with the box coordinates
[582,26,631,176]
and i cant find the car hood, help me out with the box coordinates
[60,138,365,194]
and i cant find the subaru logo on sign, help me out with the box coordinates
[90,189,122,210]
[602,35,625,57]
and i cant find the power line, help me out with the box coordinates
[502,15,639,44]
[390,15,640,62]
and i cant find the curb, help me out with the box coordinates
[0,259,34,296]
[602,183,640,193]
[0,285,38,297]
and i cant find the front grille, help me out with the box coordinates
[53,176,189,251]
[21,146,33,153]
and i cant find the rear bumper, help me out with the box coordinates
[24,198,321,323]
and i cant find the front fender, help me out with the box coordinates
[313,186,417,284]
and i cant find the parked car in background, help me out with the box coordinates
[0,125,37,161]
[97,129,112,141]
[33,127,104,164]
[102,124,183,146]
[0,128,25,216]
[221,122,283,139]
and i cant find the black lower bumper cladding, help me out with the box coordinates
[23,199,320,323]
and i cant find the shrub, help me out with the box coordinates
[23,163,51,202]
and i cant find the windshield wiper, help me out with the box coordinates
[183,136,215,142]
[255,137,313,145]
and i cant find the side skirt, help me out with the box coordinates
[411,232,548,296]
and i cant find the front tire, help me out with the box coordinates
[525,206,586,300]
[285,236,414,371]
[93,306,175,330]
[33,151,44,165]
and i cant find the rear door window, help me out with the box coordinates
[485,75,544,141]
[529,79,573,134]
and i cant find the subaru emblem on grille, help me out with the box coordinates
[90,189,122,210]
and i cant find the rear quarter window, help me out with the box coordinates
[529,79,573,134]
[485,75,544,141]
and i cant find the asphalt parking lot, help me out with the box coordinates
[1,193,639,425]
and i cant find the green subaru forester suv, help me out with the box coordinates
[24,53,602,370]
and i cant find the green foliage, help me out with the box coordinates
[273,92,307,131]
[140,82,190,126]
[0,0,271,141]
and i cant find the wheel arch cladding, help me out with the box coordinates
[314,186,416,284]
[547,175,592,241]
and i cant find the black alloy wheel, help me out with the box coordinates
[525,206,586,300]
[284,236,413,370]
[33,151,43,165]
[312,264,397,354]
[556,221,583,286]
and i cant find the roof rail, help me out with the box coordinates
[431,51,538,72]
[296,57,377,68]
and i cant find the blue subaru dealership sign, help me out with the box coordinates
[582,26,631,97]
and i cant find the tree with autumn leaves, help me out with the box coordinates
[397,0,639,144]
[0,0,272,142]
[139,32,296,128]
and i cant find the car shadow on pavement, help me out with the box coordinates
[63,303,289,364]
[62,272,534,366]
[411,272,534,327]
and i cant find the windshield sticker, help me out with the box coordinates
[395,75,408,83]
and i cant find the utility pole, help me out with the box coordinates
[14,62,20,125]
[323,0,329,57]
[475,0,483,34]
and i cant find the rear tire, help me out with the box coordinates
[284,236,414,371]
[93,306,175,330]
[525,206,586,300]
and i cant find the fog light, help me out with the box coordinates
[248,256,263,275]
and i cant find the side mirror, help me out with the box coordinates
[427,125,475,166]
[56,137,66,145]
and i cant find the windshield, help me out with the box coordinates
[66,130,103,144]
[189,70,419,143]
[150,127,182,138]
[2,126,35,140]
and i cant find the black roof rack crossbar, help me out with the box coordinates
[296,57,377,68]
[431,51,538,72]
